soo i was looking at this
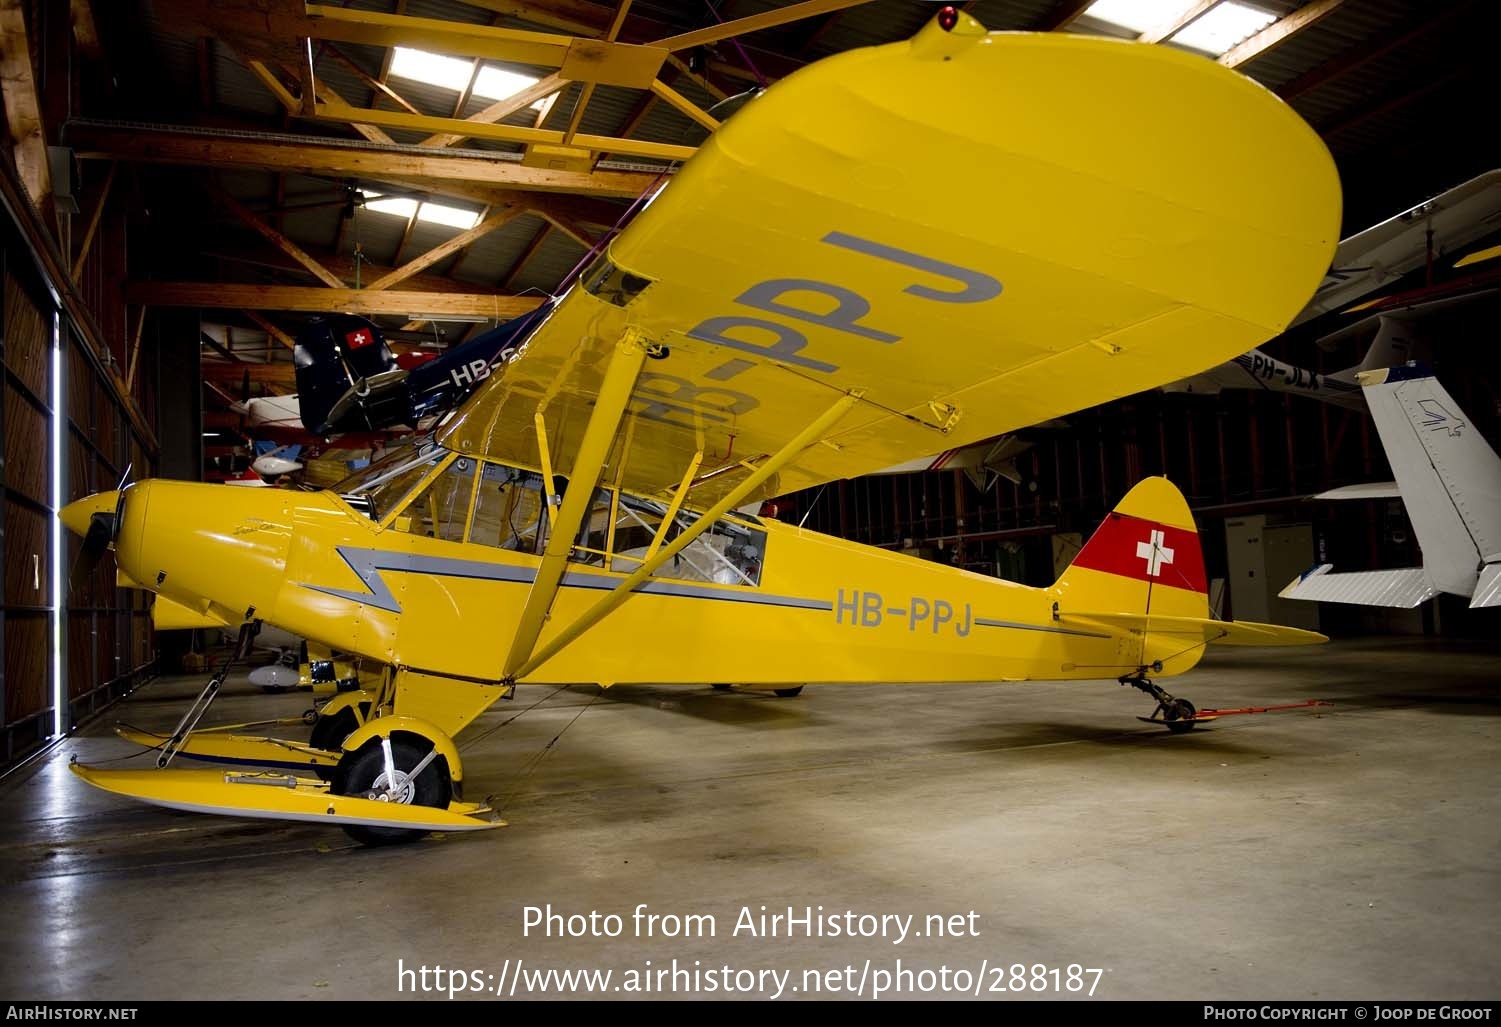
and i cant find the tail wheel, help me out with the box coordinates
[773,686,804,698]
[331,735,452,846]
[1163,698,1198,734]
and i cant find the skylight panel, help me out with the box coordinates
[362,192,480,231]
[1082,0,1198,34]
[416,202,481,231]
[389,47,474,92]
[390,46,545,111]
[1170,2,1277,55]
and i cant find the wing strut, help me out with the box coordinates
[502,331,651,678]
[508,389,864,682]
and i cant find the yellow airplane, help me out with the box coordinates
[59,12,1341,845]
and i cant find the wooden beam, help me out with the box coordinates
[310,100,697,162]
[206,241,504,294]
[560,0,629,141]
[0,0,49,206]
[125,306,146,393]
[298,38,318,116]
[419,72,569,148]
[650,0,872,52]
[303,4,573,66]
[215,187,346,288]
[1138,0,1219,44]
[202,359,297,387]
[127,282,546,318]
[1277,3,1472,100]
[68,123,661,198]
[649,77,719,133]
[243,310,297,349]
[365,208,523,291]
[71,161,116,279]
[69,0,101,57]
[326,43,423,116]
[1221,0,1347,69]
[246,58,300,112]
[499,220,551,290]
[664,54,727,102]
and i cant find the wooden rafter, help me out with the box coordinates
[420,72,569,148]
[650,0,873,53]
[1138,0,1219,44]
[561,0,632,146]
[499,220,551,291]
[243,310,297,350]
[648,78,718,134]
[72,161,116,279]
[128,282,546,318]
[0,0,49,206]
[308,100,696,162]
[366,207,523,291]
[325,43,424,116]
[1220,0,1347,69]
[1277,2,1473,100]
[68,123,662,198]
[69,0,101,58]
[214,187,346,288]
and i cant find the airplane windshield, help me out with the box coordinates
[333,441,442,520]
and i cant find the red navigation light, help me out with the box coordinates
[937,5,959,31]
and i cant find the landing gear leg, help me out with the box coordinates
[157,622,256,766]
[1121,669,1197,733]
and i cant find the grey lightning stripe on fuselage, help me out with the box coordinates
[300,546,832,615]
[973,617,1110,638]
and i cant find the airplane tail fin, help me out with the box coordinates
[293,315,410,436]
[1053,477,1209,620]
[1054,479,1326,671]
[1358,365,1501,607]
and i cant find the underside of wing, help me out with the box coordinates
[1061,611,1328,646]
[440,21,1340,506]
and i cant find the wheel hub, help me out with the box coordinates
[365,769,415,804]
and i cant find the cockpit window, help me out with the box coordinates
[333,441,442,520]
[612,495,766,586]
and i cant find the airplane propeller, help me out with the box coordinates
[66,464,131,596]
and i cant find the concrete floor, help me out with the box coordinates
[1,636,1497,1001]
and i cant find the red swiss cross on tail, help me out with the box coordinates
[344,327,375,350]
[1070,511,1206,593]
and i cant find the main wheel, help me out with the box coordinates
[308,704,369,780]
[773,686,805,698]
[331,736,452,846]
[1163,698,1197,734]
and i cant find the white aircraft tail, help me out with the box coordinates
[1284,366,1501,609]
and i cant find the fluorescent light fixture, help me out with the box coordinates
[50,314,64,739]
[362,192,480,231]
[1083,0,1197,34]
[390,46,545,109]
[1170,1,1277,54]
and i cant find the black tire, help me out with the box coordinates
[1163,698,1197,734]
[308,707,359,781]
[711,684,734,692]
[331,736,451,846]
[773,686,805,698]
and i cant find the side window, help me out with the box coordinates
[470,463,550,554]
[572,488,614,566]
[612,495,767,586]
[395,457,476,541]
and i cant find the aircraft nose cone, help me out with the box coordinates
[60,491,120,538]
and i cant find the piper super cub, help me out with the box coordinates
[60,11,1341,844]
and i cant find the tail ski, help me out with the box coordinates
[1054,477,1324,674]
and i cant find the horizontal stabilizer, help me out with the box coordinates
[1313,481,1400,500]
[1279,563,1437,608]
[1059,610,1327,646]
[1471,563,1501,608]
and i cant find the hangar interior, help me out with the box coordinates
[0,0,1497,1002]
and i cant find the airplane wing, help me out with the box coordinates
[439,24,1339,507]
[1059,611,1328,646]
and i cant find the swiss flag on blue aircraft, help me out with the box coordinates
[345,327,375,350]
